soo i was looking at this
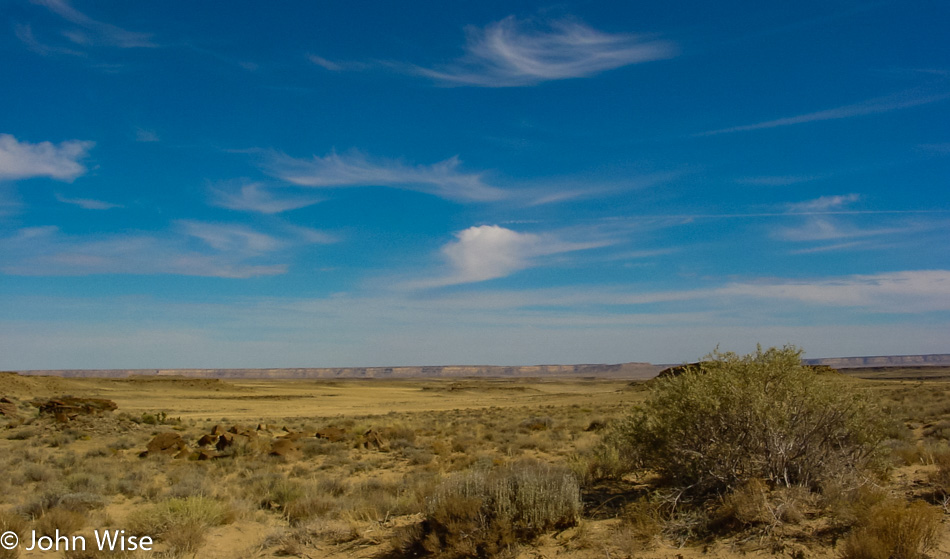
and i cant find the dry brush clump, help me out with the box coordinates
[395,461,581,558]
[126,496,235,557]
[840,497,942,559]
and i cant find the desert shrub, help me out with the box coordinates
[7,427,40,440]
[618,498,664,546]
[0,510,27,559]
[712,479,772,530]
[34,507,86,536]
[21,463,54,483]
[569,442,626,486]
[127,496,234,557]
[19,491,105,519]
[399,461,580,557]
[245,473,302,511]
[840,499,942,559]
[284,494,338,525]
[609,346,887,496]
[889,441,923,466]
[928,446,950,496]
[520,416,554,431]
[166,467,212,499]
[923,419,950,441]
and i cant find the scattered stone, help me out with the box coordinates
[269,438,300,458]
[360,429,388,451]
[32,396,118,422]
[216,433,234,451]
[142,432,187,457]
[196,434,217,447]
[0,397,19,419]
[315,427,347,442]
[585,420,607,432]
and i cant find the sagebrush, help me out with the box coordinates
[608,346,887,495]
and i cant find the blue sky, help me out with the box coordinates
[1,1,948,369]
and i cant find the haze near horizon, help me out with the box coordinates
[1,1,948,369]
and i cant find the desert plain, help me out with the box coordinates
[1,364,949,559]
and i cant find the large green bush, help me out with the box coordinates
[610,346,886,496]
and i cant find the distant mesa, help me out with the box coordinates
[14,362,662,380]
[657,362,839,378]
[804,354,950,368]
[10,354,950,380]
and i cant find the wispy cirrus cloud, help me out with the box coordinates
[307,54,369,72]
[773,218,912,243]
[177,221,286,255]
[30,0,155,48]
[920,143,950,154]
[0,133,94,182]
[414,224,608,287]
[735,175,825,186]
[134,128,159,143]
[772,193,935,247]
[522,170,684,206]
[209,181,322,214]
[55,193,121,210]
[696,89,950,136]
[417,16,676,87]
[14,23,84,56]
[786,193,860,213]
[717,270,950,312]
[0,221,334,278]
[266,150,506,202]
[607,270,950,313]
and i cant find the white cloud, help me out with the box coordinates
[0,221,334,278]
[177,221,284,254]
[134,128,159,143]
[735,175,823,186]
[55,193,121,210]
[419,225,606,286]
[267,150,506,202]
[718,270,950,312]
[0,134,94,181]
[773,218,895,242]
[307,54,369,72]
[786,193,860,213]
[605,270,950,313]
[308,54,341,71]
[773,194,935,247]
[775,217,932,244]
[920,143,950,154]
[697,90,950,136]
[209,181,322,214]
[15,23,84,56]
[31,0,155,48]
[419,16,676,87]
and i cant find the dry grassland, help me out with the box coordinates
[0,370,948,559]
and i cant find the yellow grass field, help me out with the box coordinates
[1,370,948,559]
